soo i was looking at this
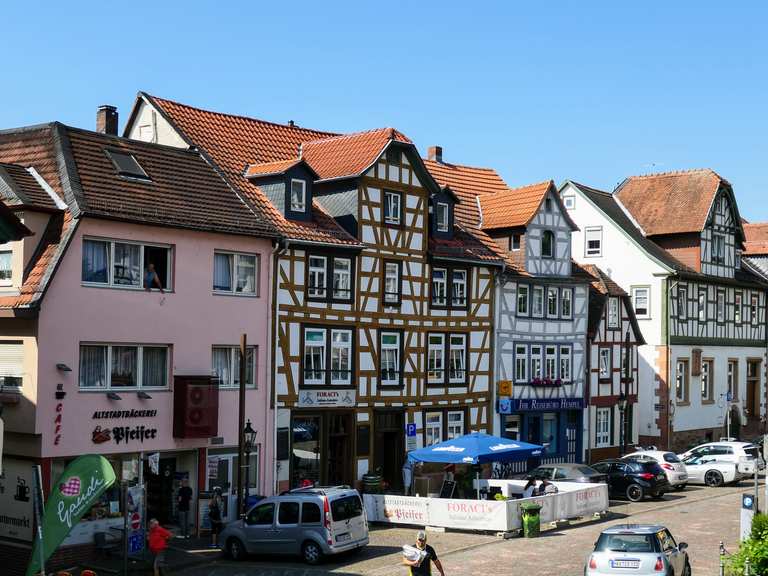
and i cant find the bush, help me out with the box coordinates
[750,512,768,541]
[727,513,768,575]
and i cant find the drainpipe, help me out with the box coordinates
[585,326,592,464]
[665,277,677,452]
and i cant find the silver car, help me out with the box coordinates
[586,524,691,576]
[220,486,369,564]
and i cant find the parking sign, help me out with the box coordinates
[406,423,416,437]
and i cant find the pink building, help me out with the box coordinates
[0,113,276,571]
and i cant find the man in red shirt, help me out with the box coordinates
[148,518,173,576]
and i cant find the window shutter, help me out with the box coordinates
[0,341,23,377]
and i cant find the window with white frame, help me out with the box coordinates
[515,344,528,382]
[678,286,687,319]
[561,288,572,319]
[585,227,602,257]
[380,332,401,385]
[330,330,352,385]
[541,230,555,258]
[559,346,571,381]
[447,411,464,439]
[751,293,759,325]
[383,261,401,305]
[698,288,707,321]
[436,202,449,232]
[303,329,326,385]
[0,341,23,388]
[79,344,168,389]
[307,256,327,298]
[517,285,529,315]
[632,287,649,318]
[427,334,445,383]
[599,347,611,381]
[547,287,558,318]
[510,234,521,251]
[545,346,557,379]
[431,268,447,306]
[425,412,443,446]
[701,359,713,401]
[676,359,689,403]
[607,297,619,328]
[532,286,544,317]
[735,292,742,324]
[0,247,11,284]
[451,270,467,307]
[82,238,172,290]
[448,334,466,383]
[213,251,258,295]
[212,346,256,388]
[716,290,725,322]
[383,190,401,225]
[530,345,543,379]
[727,360,738,400]
[302,327,353,386]
[332,258,352,300]
[595,408,611,448]
[562,195,575,210]
[290,179,306,212]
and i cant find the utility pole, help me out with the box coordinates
[237,333,247,518]
[32,465,45,576]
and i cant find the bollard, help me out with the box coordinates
[719,541,725,576]
[744,557,750,576]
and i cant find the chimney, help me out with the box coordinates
[428,145,443,163]
[96,105,118,135]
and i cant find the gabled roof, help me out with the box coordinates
[137,93,361,247]
[477,180,577,231]
[301,128,411,182]
[582,263,645,344]
[615,169,742,239]
[0,162,61,210]
[743,223,768,255]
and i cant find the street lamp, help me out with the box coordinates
[243,420,257,506]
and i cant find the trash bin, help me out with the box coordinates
[362,472,383,493]
[520,502,542,538]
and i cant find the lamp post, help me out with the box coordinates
[243,419,257,508]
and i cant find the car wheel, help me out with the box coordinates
[705,470,724,487]
[302,541,323,565]
[226,537,246,561]
[626,483,644,502]
[674,484,687,491]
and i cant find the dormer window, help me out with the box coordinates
[384,190,401,226]
[0,245,11,285]
[436,202,449,232]
[290,179,306,212]
[542,230,555,258]
[105,149,150,181]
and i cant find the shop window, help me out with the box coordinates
[213,251,258,295]
[291,415,321,487]
[82,238,172,291]
[212,346,257,388]
[595,408,611,448]
[425,412,443,446]
[278,502,300,525]
[301,502,322,524]
[504,415,521,440]
[79,343,168,389]
[517,285,529,315]
[543,413,558,454]
[383,260,401,305]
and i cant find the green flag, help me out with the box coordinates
[26,454,117,576]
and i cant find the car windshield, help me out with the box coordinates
[663,453,681,463]
[330,495,363,522]
[596,533,656,553]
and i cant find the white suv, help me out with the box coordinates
[678,441,762,479]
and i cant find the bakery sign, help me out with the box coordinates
[91,409,159,446]
[297,389,356,408]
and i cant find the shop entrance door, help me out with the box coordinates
[327,413,353,486]
[291,412,354,488]
[146,457,176,525]
[374,410,405,491]
[747,360,761,421]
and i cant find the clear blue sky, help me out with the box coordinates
[4,2,767,218]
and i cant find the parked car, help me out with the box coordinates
[678,441,762,478]
[585,524,691,576]
[622,450,688,491]
[591,459,669,502]
[516,463,608,484]
[220,486,369,564]
[680,454,741,486]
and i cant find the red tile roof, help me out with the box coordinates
[478,180,552,230]
[244,159,306,178]
[615,169,726,237]
[743,223,768,255]
[0,162,60,210]
[143,93,360,246]
[582,264,627,296]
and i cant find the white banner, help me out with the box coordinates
[297,389,356,408]
[0,457,34,541]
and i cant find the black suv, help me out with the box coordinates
[591,459,669,502]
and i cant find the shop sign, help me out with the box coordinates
[92,424,158,445]
[297,389,356,408]
[504,398,584,413]
[0,457,34,542]
[92,409,158,419]
[429,499,507,530]
[497,380,512,396]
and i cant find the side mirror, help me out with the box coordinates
[678,542,688,551]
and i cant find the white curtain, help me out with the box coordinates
[142,347,167,388]
[82,240,109,283]
[213,253,232,291]
[113,243,140,286]
[111,346,137,387]
[79,345,107,388]
[212,347,232,386]
[236,255,256,294]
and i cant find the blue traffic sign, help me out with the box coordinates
[128,530,145,554]
[406,423,417,437]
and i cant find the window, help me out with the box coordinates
[598,348,611,382]
[504,415,521,440]
[517,285,529,315]
[716,290,725,323]
[0,248,11,284]
[0,341,23,388]
[213,251,258,295]
[632,287,649,318]
[541,230,554,258]
[425,412,443,446]
[212,346,257,388]
[736,249,742,269]
[735,292,742,324]
[247,503,274,526]
[701,359,713,402]
[510,234,521,251]
[727,360,738,401]
[698,288,707,322]
[302,327,353,387]
[595,408,611,448]
[530,345,543,379]
[431,268,447,306]
[79,344,168,389]
[308,256,327,298]
[105,149,149,180]
[383,190,401,225]
[301,502,321,525]
[333,258,352,300]
[448,335,467,383]
[607,297,619,328]
[82,238,172,290]
[447,411,464,440]
[303,329,326,385]
[678,286,687,319]
[751,293,759,325]
[290,179,306,212]
[545,198,553,212]
[383,261,401,305]
[547,287,558,318]
[545,346,557,380]
[561,288,572,319]
[515,345,528,382]
[451,270,467,307]
[278,502,300,525]
[427,334,445,384]
[436,202,449,232]
[712,234,725,264]
[543,413,558,453]
[380,331,401,386]
[585,227,602,257]
[330,330,352,385]
[559,346,571,382]
[532,286,544,317]
[562,195,575,209]
[676,359,689,403]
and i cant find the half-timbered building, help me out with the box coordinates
[124,95,504,492]
[583,265,645,462]
[561,172,767,451]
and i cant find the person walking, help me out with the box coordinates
[402,530,445,576]
[148,518,172,576]
[176,479,193,539]
[208,487,224,548]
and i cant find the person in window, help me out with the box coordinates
[208,487,224,548]
[144,262,164,293]
[403,530,445,576]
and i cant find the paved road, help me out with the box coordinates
[177,480,760,576]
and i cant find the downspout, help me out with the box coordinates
[585,319,592,464]
[271,238,289,494]
[665,277,677,451]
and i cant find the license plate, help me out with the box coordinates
[657,474,665,480]
[610,559,640,569]
[336,533,351,543]
[679,474,687,480]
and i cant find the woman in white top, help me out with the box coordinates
[522,477,537,498]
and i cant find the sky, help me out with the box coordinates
[3,1,767,218]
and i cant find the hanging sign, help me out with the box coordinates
[297,389,356,408]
